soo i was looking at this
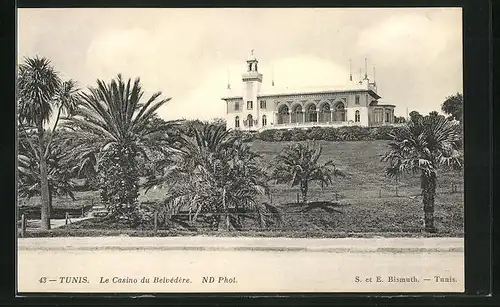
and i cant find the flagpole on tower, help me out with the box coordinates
[364,58,368,80]
[349,59,352,81]
[272,64,275,87]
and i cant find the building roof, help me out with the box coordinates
[222,80,381,100]
[374,104,396,108]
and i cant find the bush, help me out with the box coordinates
[229,130,256,142]
[256,126,401,142]
[306,127,326,140]
[257,129,276,141]
[336,126,373,141]
[368,126,394,140]
[289,129,308,141]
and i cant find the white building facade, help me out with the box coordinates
[222,52,396,131]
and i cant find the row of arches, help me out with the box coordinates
[277,102,348,124]
[234,101,363,128]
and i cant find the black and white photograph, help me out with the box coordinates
[16,8,464,293]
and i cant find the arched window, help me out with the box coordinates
[355,110,360,122]
[306,104,317,122]
[262,115,267,126]
[278,105,289,124]
[235,116,240,128]
[333,102,346,122]
[320,103,331,122]
[374,108,383,123]
[247,114,253,127]
[292,105,303,123]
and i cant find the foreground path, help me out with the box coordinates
[18,236,463,252]
[18,237,463,293]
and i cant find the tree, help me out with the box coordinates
[441,93,463,123]
[381,115,462,232]
[62,74,181,223]
[427,111,447,121]
[394,116,406,124]
[18,132,76,211]
[428,111,439,118]
[17,57,79,230]
[272,142,344,203]
[210,117,227,129]
[146,124,280,230]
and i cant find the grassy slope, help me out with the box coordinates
[22,140,464,234]
[254,140,463,234]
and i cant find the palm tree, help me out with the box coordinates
[272,142,344,204]
[17,56,79,230]
[18,133,76,210]
[62,74,180,222]
[381,115,462,232]
[146,124,281,230]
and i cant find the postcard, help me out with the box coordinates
[16,7,464,293]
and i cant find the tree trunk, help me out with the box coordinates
[300,180,308,204]
[37,123,51,230]
[48,184,53,214]
[222,188,230,231]
[421,172,437,233]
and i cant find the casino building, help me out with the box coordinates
[221,51,396,131]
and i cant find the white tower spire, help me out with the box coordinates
[349,59,352,81]
[364,58,368,80]
[272,64,275,86]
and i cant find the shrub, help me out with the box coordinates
[258,129,276,141]
[229,130,256,142]
[294,128,309,141]
[336,126,373,141]
[272,129,285,141]
[256,126,403,142]
[322,127,339,141]
[280,129,292,141]
[369,126,394,140]
[306,127,325,140]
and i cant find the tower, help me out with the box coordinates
[242,50,263,130]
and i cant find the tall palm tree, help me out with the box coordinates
[62,74,180,222]
[381,115,462,232]
[272,142,344,204]
[17,56,79,230]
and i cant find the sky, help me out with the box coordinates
[17,8,463,120]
